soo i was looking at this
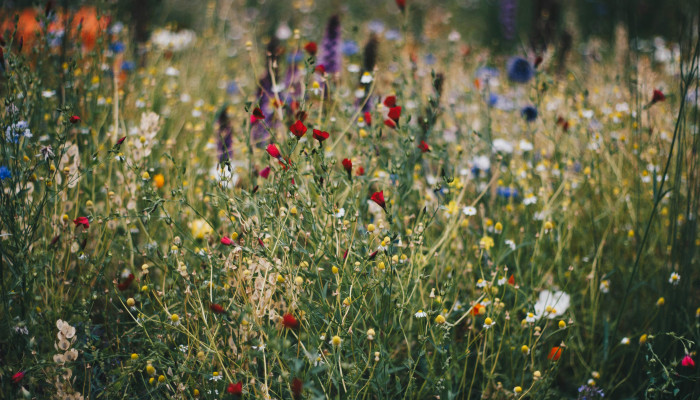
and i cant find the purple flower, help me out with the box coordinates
[521,105,538,122]
[507,56,534,83]
[318,15,342,74]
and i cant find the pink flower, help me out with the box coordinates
[259,166,271,179]
[11,371,25,384]
[221,236,234,246]
[73,216,89,229]
[266,144,281,159]
[682,354,695,368]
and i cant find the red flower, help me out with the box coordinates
[69,115,81,124]
[291,377,304,399]
[470,304,485,316]
[342,158,352,175]
[343,249,348,259]
[548,346,562,361]
[682,354,695,368]
[651,89,666,103]
[266,144,281,159]
[258,238,265,247]
[383,95,397,108]
[209,303,225,314]
[388,106,402,123]
[282,313,299,329]
[418,140,430,153]
[534,55,543,68]
[367,250,379,260]
[370,191,386,210]
[11,371,25,384]
[73,216,89,229]
[356,166,365,176]
[259,166,271,178]
[221,236,234,246]
[364,111,372,126]
[226,382,243,395]
[289,120,307,138]
[383,119,397,129]
[507,274,515,285]
[396,0,406,11]
[313,129,329,143]
[117,136,126,146]
[315,65,326,74]
[304,42,317,55]
[117,273,135,291]
[251,107,265,122]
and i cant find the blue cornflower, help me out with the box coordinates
[5,121,32,142]
[341,40,359,56]
[424,53,436,65]
[0,166,11,180]
[287,51,304,64]
[521,105,538,122]
[506,56,534,83]
[385,29,402,41]
[110,41,125,54]
[121,61,135,72]
[226,82,239,95]
[496,186,519,199]
[488,93,499,107]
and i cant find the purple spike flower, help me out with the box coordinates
[318,15,342,75]
[252,73,274,147]
[216,107,233,162]
[499,0,517,41]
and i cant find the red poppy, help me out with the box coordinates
[418,140,430,153]
[259,166,271,178]
[396,0,406,11]
[304,42,317,55]
[548,346,562,361]
[221,236,234,246]
[251,107,265,122]
[289,120,307,138]
[383,95,397,108]
[282,313,299,329]
[291,377,304,399]
[508,274,515,285]
[69,115,81,124]
[682,354,695,368]
[117,273,135,291]
[388,106,402,123]
[651,89,665,103]
[370,191,386,210]
[11,371,25,384]
[315,65,326,74]
[266,144,281,159]
[342,158,352,175]
[73,216,89,229]
[209,303,225,314]
[364,111,372,126]
[313,129,329,143]
[116,136,126,146]
[367,250,379,260]
[356,166,365,176]
[383,119,397,129]
[226,382,243,395]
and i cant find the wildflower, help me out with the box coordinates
[506,57,534,83]
[396,0,406,11]
[620,337,630,345]
[146,365,156,376]
[361,72,373,84]
[521,105,538,122]
[190,219,213,239]
[668,272,680,285]
[318,15,342,74]
[418,140,430,153]
[548,346,562,361]
[435,315,446,324]
[651,89,666,104]
[291,377,304,399]
[226,382,243,395]
[533,290,570,320]
[514,386,522,394]
[525,313,536,323]
[69,115,81,124]
[304,42,317,55]
[126,298,135,307]
[415,310,427,318]
[210,371,222,381]
[221,236,234,246]
[639,334,648,344]
[313,129,329,143]
[282,313,299,329]
[657,297,665,306]
[578,385,605,399]
[681,354,695,368]
[0,166,11,180]
[479,236,495,251]
[483,317,495,329]
[266,144,281,159]
[289,120,307,138]
[370,191,386,210]
[11,371,25,384]
[599,280,610,294]
[252,107,265,122]
[463,206,477,216]
[521,345,529,354]
[342,158,352,177]
[73,217,90,229]
[367,328,376,340]
[118,273,135,291]
[388,106,402,123]
[5,121,32,142]
[209,303,225,314]
[330,335,342,347]
[558,320,566,329]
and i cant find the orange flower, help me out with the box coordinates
[153,174,165,189]
[548,346,562,361]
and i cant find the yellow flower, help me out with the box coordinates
[189,219,213,240]
[558,320,566,329]
[331,335,342,347]
[131,353,139,360]
[158,375,165,383]
[146,364,156,376]
[521,345,529,354]
[435,315,446,324]
[479,236,495,251]
[126,298,135,307]
[171,314,179,323]
[656,297,665,306]
[153,173,165,188]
